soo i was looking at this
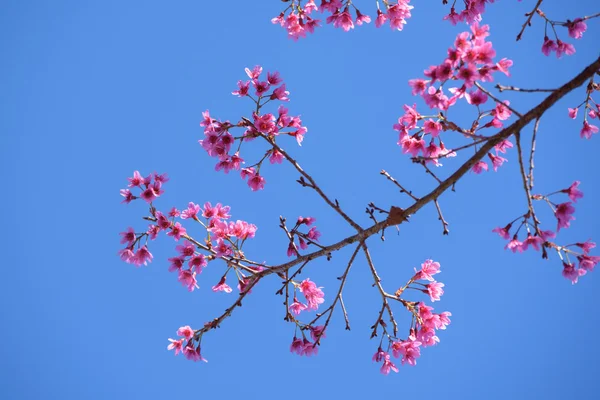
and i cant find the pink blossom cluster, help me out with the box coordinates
[289,278,325,315]
[567,80,599,140]
[199,66,307,191]
[393,24,514,170]
[290,325,326,356]
[285,216,321,257]
[443,0,495,26]
[120,170,168,204]
[119,171,260,294]
[167,325,207,362]
[493,181,599,284]
[541,18,587,58]
[373,259,451,374]
[271,0,414,40]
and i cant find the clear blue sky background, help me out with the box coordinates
[2,1,599,399]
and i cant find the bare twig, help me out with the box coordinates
[475,82,523,118]
[516,0,544,41]
[380,170,420,200]
[496,84,556,93]
[434,199,450,235]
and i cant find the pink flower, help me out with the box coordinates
[244,170,265,191]
[178,270,198,292]
[492,224,511,240]
[310,325,326,341]
[245,65,262,80]
[472,161,488,174]
[168,256,184,272]
[416,327,439,347]
[541,37,557,56]
[415,259,441,281]
[181,202,201,220]
[183,345,207,362]
[119,227,136,246]
[133,245,153,266]
[562,181,583,202]
[177,326,194,340]
[505,237,523,253]
[119,248,135,263]
[372,347,387,363]
[167,222,187,241]
[575,240,596,254]
[494,139,513,154]
[580,121,599,139]
[555,202,575,231]
[299,278,325,310]
[301,339,319,357]
[465,89,488,106]
[140,186,159,203]
[290,337,305,355]
[556,40,575,58]
[355,9,371,25]
[307,227,321,241]
[167,338,184,355]
[127,170,144,187]
[375,9,388,28]
[562,262,584,284]
[567,18,587,39]
[578,255,600,272]
[520,234,544,251]
[488,153,507,172]
[423,119,442,137]
[269,149,284,164]
[568,108,578,119]
[332,8,354,32]
[232,80,250,97]
[392,339,422,366]
[380,354,399,375]
[189,254,207,273]
[271,84,289,101]
[212,277,232,293]
[289,297,307,315]
[120,189,135,204]
[426,282,444,302]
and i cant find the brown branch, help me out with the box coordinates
[434,199,450,235]
[475,82,523,117]
[363,243,398,337]
[380,170,420,200]
[495,84,557,93]
[528,118,540,191]
[516,0,544,41]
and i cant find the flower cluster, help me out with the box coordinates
[567,78,599,140]
[540,16,587,58]
[372,259,451,374]
[493,181,598,284]
[442,0,495,26]
[394,24,514,171]
[290,325,326,356]
[284,216,322,257]
[199,66,307,191]
[167,325,207,362]
[271,0,413,40]
[120,170,168,204]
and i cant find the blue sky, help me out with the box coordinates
[2,1,599,398]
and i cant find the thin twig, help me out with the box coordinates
[528,118,540,191]
[380,170,420,200]
[495,84,556,93]
[434,199,450,235]
[516,0,544,41]
[475,82,523,117]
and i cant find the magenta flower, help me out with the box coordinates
[168,256,184,272]
[393,339,422,365]
[355,9,371,26]
[133,246,153,266]
[472,161,488,174]
[541,37,557,56]
[290,337,305,355]
[183,345,207,362]
[212,277,232,293]
[307,227,321,241]
[299,278,325,310]
[415,259,441,281]
[562,181,583,202]
[178,270,198,292]
[578,255,600,272]
[247,172,266,191]
[520,234,544,251]
[181,202,201,220]
[120,189,135,204]
[301,339,319,357]
[567,18,587,39]
[167,338,184,355]
[562,262,584,285]
[289,298,307,315]
[310,325,326,341]
[580,121,599,139]
[488,153,507,171]
[119,248,135,263]
[380,354,399,375]
[119,227,136,246]
[492,224,511,240]
[177,326,194,340]
[556,40,576,58]
[575,240,596,254]
[555,202,576,231]
[426,281,445,302]
[505,237,523,253]
[167,222,187,241]
[568,107,578,119]
[127,170,144,187]
[269,150,284,164]
[189,254,207,273]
